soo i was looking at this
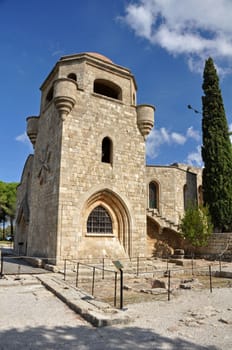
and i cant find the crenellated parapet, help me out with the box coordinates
[53,78,77,120]
[26,116,39,148]
[136,104,155,139]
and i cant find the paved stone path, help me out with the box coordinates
[0,256,48,275]
[0,276,93,349]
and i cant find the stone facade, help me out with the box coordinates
[146,164,202,224]
[15,52,202,264]
[146,164,202,256]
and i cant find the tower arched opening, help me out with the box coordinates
[93,79,122,100]
[101,137,113,164]
[67,73,77,81]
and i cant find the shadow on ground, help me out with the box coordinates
[0,325,218,350]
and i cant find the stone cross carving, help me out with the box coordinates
[38,146,51,185]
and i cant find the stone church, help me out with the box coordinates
[15,52,202,264]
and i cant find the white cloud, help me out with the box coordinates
[125,3,153,39]
[186,126,201,141]
[52,50,64,57]
[16,132,29,143]
[146,128,167,159]
[160,127,170,143]
[171,132,186,144]
[146,127,187,159]
[186,145,203,166]
[146,125,201,159]
[16,132,33,151]
[49,42,64,57]
[229,123,232,142]
[122,0,232,73]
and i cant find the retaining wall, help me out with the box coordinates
[196,233,232,260]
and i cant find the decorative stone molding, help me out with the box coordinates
[136,104,155,139]
[53,78,77,120]
[26,116,39,148]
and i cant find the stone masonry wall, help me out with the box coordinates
[16,53,151,263]
[15,155,33,255]
[26,103,62,260]
[56,57,147,261]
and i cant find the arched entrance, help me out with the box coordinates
[15,207,29,256]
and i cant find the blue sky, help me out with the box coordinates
[1,0,232,183]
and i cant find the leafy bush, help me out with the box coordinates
[180,204,213,247]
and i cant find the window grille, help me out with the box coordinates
[87,205,113,234]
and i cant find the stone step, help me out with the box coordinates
[146,209,179,232]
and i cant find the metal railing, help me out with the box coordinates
[61,256,232,306]
[63,259,124,309]
[1,253,231,309]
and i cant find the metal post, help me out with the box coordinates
[92,267,95,296]
[76,262,80,288]
[219,257,222,273]
[209,265,212,293]
[191,257,194,276]
[120,268,123,309]
[114,271,117,307]
[168,270,171,301]
[102,257,105,280]
[0,253,3,278]
[15,264,21,281]
[64,259,67,281]
[137,256,139,276]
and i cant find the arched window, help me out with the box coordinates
[149,182,158,209]
[67,73,77,81]
[46,87,53,103]
[132,92,136,105]
[102,137,112,164]
[87,205,112,234]
[94,79,122,100]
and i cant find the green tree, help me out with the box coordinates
[0,207,6,239]
[0,181,18,239]
[180,204,213,247]
[201,57,232,232]
[0,181,7,238]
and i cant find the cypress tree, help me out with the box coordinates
[202,57,232,232]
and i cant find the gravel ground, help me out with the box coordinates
[122,287,232,349]
[0,274,231,349]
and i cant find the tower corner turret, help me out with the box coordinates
[26,116,39,148]
[136,104,155,139]
[53,78,77,120]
